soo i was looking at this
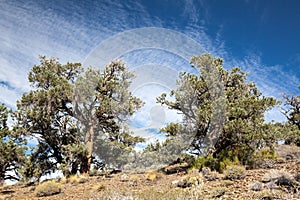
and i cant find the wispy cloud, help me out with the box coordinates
[0,0,160,108]
[1,0,297,124]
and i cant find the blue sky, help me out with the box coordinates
[1,0,300,125]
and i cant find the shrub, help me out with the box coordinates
[190,155,217,170]
[145,171,163,181]
[247,148,278,169]
[201,167,218,181]
[178,170,204,189]
[210,187,227,198]
[68,175,88,184]
[224,165,246,180]
[189,150,241,173]
[262,170,294,184]
[35,180,62,197]
[220,180,234,187]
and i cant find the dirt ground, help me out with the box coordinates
[1,144,299,200]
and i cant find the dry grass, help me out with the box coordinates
[224,165,246,180]
[145,171,163,181]
[34,180,62,197]
[60,174,88,185]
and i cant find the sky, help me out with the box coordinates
[1,0,300,130]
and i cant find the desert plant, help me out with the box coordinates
[247,148,278,169]
[201,167,218,181]
[189,155,217,171]
[248,181,264,191]
[220,180,234,187]
[210,187,227,198]
[262,170,294,183]
[145,171,163,181]
[68,175,88,184]
[35,180,62,197]
[224,165,246,180]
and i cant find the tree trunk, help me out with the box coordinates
[81,124,94,174]
[0,167,5,186]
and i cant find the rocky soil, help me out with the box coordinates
[1,144,299,200]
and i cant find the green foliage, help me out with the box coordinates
[34,180,62,197]
[158,53,278,164]
[283,86,300,146]
[190,150,240,173]
[61,143,89,176]
[255,148,278,160]
[15,56,83,178]
[247,148,278,168]
[15,56,144,179]
[74,60,144,171]
[190,155,216,170]
[0,104,26,185]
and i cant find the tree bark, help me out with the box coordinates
[81,124,94,174]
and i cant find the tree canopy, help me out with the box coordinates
[157,54,278,164]
[14,56,144,179]
[282,86,300,146]
[0,104,26,185]
[1,53,299,183]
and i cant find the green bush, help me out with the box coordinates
[35,180,62,197]
[190,150,240,173]
[190,155,217,170]
[247,148,278,169]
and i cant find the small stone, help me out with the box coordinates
[248,182,264,191]
[120,174,129,182]
[266,181,279,189]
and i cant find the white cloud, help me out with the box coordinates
[0,85,22,108]
[228,53,300,98]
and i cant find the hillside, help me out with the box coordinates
[1,144,299,200]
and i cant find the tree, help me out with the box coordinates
[15,56,85,179]
[74,60,144,171]
[282,86,300,146]
[157,54,278,164]
[0,104,26,185]
[16,56,144,179]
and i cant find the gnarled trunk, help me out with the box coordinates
[81,124,94,174]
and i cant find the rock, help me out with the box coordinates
[171,180,180,185]
[248,182,264,191]
[266,181,279,189]
[202,167,217,181]
[276,175,295,187]
[120,174,129,182]
[177,180,190,188]
[257,159,275,169]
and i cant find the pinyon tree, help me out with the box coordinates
[15,56,84,179]
[157,54,278,164]
[74,60,144,171]
[15,56,144,179]
[0,104,26,185]
[282,86,300,146]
